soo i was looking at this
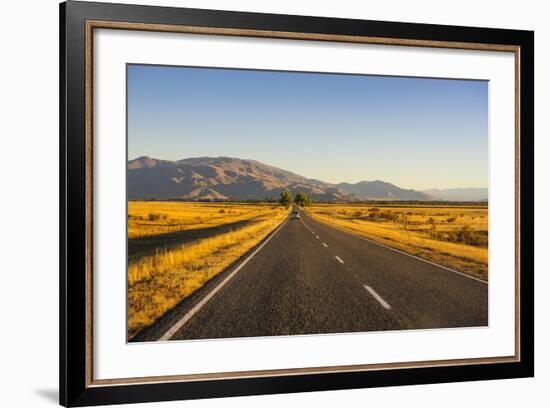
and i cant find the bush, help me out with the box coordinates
[148,213,162,221]
[446,225,488,247]
[398,214,410,230]
[379,211,398,222]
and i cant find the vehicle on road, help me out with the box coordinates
[290,210,300,219]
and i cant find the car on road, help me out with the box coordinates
[290,210,300,219]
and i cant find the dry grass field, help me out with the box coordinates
[128,201,280,238]
[305,204,488,280]
[127,201,288,339]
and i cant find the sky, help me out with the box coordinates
[127,64,488,190]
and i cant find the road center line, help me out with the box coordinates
[322,243,328,248]
[318,220,487,285]
[335,256,344,264]
[363,285,392,310]
[316,235,320,239]
[157,218,289,342]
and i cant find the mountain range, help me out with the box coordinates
[128,156,487,202]
[422,188,488,202]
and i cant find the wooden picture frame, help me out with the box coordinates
[60,1,534,406]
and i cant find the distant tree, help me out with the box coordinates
[294,191,311,207]
[279,191,292,207]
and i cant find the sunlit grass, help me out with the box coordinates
[128,201,281,238]
[128,205,288,339]
[305,204,488,280]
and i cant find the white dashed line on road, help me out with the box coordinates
[335,256,344,264]
[322,243,328,248]
[363,285,392,310]
[316,235,320,239]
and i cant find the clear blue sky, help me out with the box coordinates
[127,64,488,190]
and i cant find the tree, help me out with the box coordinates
[279,191,292,207]
[294,191,311,207]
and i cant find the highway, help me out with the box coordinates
[134,208,488,342]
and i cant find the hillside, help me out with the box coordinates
[128,156,355,201]
[336,180,432,201]
[128,156,482,202]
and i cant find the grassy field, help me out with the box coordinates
[127,201,288,339]
[305,204,488,280]
[128,201,280,238]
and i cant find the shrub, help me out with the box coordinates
[446,225,488,247]
[148,213,162,221]
[379,211,398,222]
[398,214,410,230]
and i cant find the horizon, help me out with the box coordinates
[128,65,488,190]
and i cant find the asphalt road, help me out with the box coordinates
[135,208,488,342]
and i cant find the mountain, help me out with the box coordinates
[336,180,432,201]
[128,156,356,201]
[423,188,488,202]
[127,156,174,170]
[128,156,484,202]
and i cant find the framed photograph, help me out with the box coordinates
[60,1,534,406]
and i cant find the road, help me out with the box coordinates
[135,208,488,342]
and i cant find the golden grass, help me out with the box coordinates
[128,204,288,339]
[305,204,488,280]
[128,201,281,238]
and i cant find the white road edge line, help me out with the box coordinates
[322,243,328,248]
[335,256,344,264]
[158,219,289,342]
[315,220,488,285]
[363,285,392,310]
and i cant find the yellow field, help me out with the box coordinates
[127,202,288,339]
[305,204,488,280]
[128,201,280,238]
